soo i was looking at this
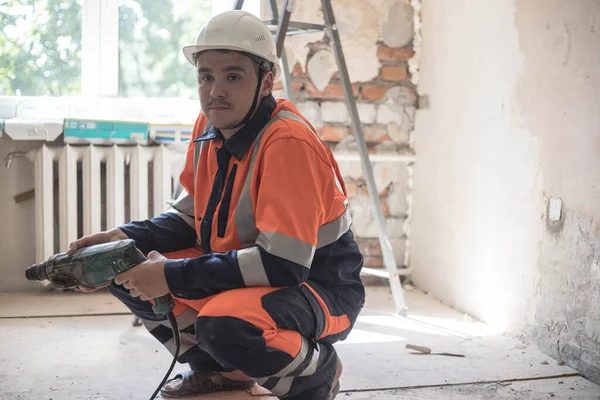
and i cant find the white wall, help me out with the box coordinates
[411,0,600,381]
[0,136,43,292]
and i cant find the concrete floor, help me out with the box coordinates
[1,286,599,400]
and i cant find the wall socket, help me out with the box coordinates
[548,197,563,222]
[546,196,565,232]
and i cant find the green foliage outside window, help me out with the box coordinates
[0,0,82,96]
[0,0,211,98]
[118,0,211,98]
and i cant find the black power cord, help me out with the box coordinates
[149,312,181,400]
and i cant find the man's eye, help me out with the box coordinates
[198,75,213,82]
[228,75,241,81]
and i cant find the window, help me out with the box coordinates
[0,0,83,96]
[118,0,212,99]
[0,0,261,103]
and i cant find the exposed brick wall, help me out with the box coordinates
[272,41,416,278]
[270,2,418,280]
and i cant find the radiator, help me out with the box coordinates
[30,144,184,262]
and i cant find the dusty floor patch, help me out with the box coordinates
[1,287,598,399]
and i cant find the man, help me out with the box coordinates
[68,10,365,400]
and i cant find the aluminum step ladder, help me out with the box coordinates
[234,0,408,316]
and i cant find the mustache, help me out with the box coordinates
[207,100,233,108]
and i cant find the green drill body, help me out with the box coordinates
[26,239,174,315]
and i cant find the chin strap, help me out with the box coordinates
[231,67,266,130]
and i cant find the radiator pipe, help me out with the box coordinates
[4,148,28,168]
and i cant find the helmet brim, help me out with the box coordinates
[182,45,281,81]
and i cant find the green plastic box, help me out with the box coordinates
[64,118,149,144]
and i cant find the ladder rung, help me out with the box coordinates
[263,19,327,36]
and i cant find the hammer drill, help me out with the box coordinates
[25,239,175,315]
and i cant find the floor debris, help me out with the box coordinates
[405,343,466,357]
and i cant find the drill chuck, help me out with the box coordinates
[25,262,49,282]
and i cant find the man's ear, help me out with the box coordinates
[260,71,274,96]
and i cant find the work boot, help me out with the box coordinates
[160,370,255,398]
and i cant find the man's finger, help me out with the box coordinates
[66,233,112,255]
[147,250,161,260]
[66,239,84,255]
[98,281,112,289]
[67,235,94,255]
[78,286,97,293]
[114,270,132,285]
[77,281,111,293]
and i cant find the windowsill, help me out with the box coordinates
[0,95,201,125]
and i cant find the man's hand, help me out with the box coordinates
[67,228,128,255]
[67,228,129,293]
[114,251,170,301]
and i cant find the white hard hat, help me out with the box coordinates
[182,10,281,80]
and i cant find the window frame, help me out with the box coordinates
[81,0,119,97]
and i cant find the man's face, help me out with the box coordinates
[196,50,269,131]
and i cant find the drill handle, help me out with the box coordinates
[119,242,175,316]
[153,294,176,316]
[130,246,148,266]
[127,245,175,316]
[119,241,175,315]
[133,249,175,316]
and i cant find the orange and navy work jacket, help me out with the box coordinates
[119,94,365,311]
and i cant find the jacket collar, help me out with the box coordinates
[193,94,277,161]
